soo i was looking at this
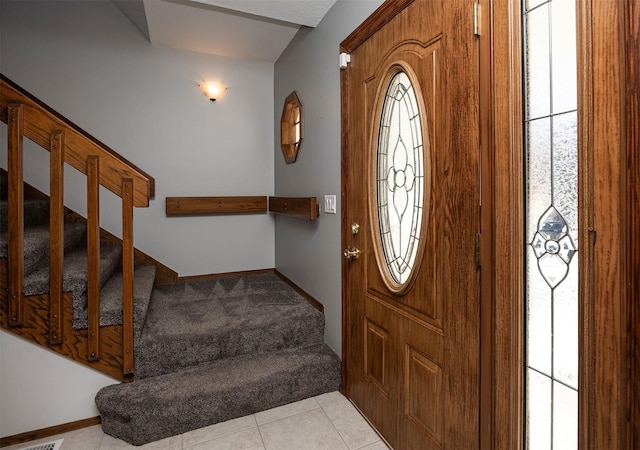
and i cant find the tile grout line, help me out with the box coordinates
[255,397,322,426]
[319,402,352,449]
[253,414,269,450]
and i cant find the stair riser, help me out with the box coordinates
[96,346,341,446]
[0,199,50,233]
[135,316,325,378]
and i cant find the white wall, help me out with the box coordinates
[0,330,117,437]
[273,0,385,356]
[0,0,275,437]
[0,0,275,277]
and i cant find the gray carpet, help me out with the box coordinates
[73,264,157,338]
[96,343,341,446]
[135,274,326,378]
[0,222,87,276]
[97,273,341,446]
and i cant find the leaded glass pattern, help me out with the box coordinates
[376,71,424,286]
[524,0,578,448]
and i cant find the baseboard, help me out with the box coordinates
[0,416,101,448]
[178,268,274,283]
[274,269,324,313]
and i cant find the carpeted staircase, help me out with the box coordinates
[0,182,341,446]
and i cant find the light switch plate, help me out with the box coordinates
[324,195,337,214]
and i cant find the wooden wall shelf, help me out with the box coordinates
[166,196,267,215]
[166,195,319,220]
[269,196,319,220]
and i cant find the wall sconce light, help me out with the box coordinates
[200,82,225,102]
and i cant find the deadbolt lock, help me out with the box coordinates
[351,222,360,235]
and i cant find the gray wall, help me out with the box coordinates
[0,0,276,277]
[274,0,384,356]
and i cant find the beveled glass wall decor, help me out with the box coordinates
[281,91,303,164]
[375,70,425,290]
[523,0,578,448]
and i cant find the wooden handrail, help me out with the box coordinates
[1,76,154,378]
[0,75,154,207]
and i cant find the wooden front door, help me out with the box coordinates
[341,1,481,448]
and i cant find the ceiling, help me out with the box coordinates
[112,0,338,62]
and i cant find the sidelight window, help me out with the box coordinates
[523,0,578,448]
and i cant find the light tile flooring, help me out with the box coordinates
[6,392,390,450]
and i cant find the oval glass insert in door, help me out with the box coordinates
[374,68,428,292]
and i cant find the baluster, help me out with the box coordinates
[87,156,100,360]
[49,131,64,344]
[122,178,134,376]
[7,104,24,327]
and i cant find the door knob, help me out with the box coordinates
[344,247,361,260]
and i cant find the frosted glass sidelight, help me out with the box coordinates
[553,254,579,389]
[552,112,578,245]
[527,369,552,450]
[527,118,552,242]
[526,4,551,120]
[376,71,425,286]
[551,0,577,114]
[553,382,578,449]
[524,0,578,447]
[527,247,552,376]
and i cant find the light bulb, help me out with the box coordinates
[200,82,224,101]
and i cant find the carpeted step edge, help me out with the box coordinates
[73,264,157,339]
[96,343,342,446]
[22,244,123,329]
[0,222,87,276]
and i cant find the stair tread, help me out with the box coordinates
[0,222,87,276]
[96,343,341,446]
[73,264,157,338]
[23,243,123,329]
[134,273,325,378]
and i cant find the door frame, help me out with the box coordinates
[480,1,524,449]
[626,0,640,447]
[341,0,637,448]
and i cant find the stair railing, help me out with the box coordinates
[1,75,154,377]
